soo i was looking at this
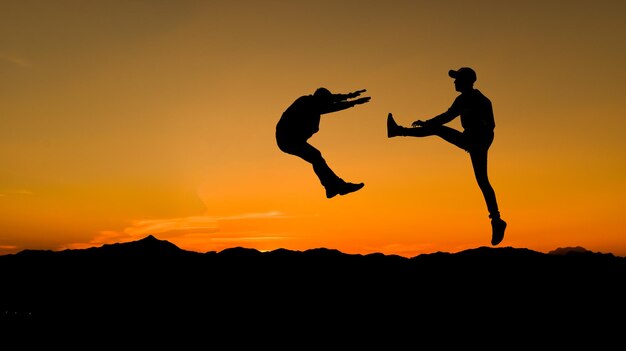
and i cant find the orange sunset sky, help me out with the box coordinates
[1,0,625,257]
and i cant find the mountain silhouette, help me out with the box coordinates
[2,236,624,344]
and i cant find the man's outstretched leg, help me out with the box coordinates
[388,112,507,245]
[387,113,447,139]
[388,113,429,138]
[277,140,363,199]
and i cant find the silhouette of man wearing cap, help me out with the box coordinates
[387,67,507,245]
[277,87,371,198]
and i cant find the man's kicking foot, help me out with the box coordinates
[491,218,507,246]
[326,182,365,199]
[388,113,406,138]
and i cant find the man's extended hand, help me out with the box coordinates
[347,89,367,99]
[352,96,371,105]
[411,120,426,127]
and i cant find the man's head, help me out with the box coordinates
[314,87,334,104]
[314,87,332,97]
[448,67,477,83]
[449,67,476,92]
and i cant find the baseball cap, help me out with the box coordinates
[448,67,477,83]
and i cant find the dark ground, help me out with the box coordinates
[2,235,624,346]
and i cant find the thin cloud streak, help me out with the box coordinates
[0,190,34,197]
[0,52,34,68]
[214,211,290,221]
[63,211,293,251]
[123,216,220,236]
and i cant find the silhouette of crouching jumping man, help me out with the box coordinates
[387,67,507,245]
[277,87,371,198]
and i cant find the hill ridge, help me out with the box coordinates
[6,234,622,259]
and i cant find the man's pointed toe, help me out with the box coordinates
[387,113,401,138]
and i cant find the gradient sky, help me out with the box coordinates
[1,0,625,257]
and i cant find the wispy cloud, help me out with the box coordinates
[63,211,291,251]
[0,52,34,68]
[0,244,19,256]
[0,190,34,197]
[213,211,289,221]
[210,235,290,243]
[123,215,220,236]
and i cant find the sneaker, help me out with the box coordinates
[326,182,364,198]
[338,182,364,196]
[491,218,507,246]
[387,113,402,138]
